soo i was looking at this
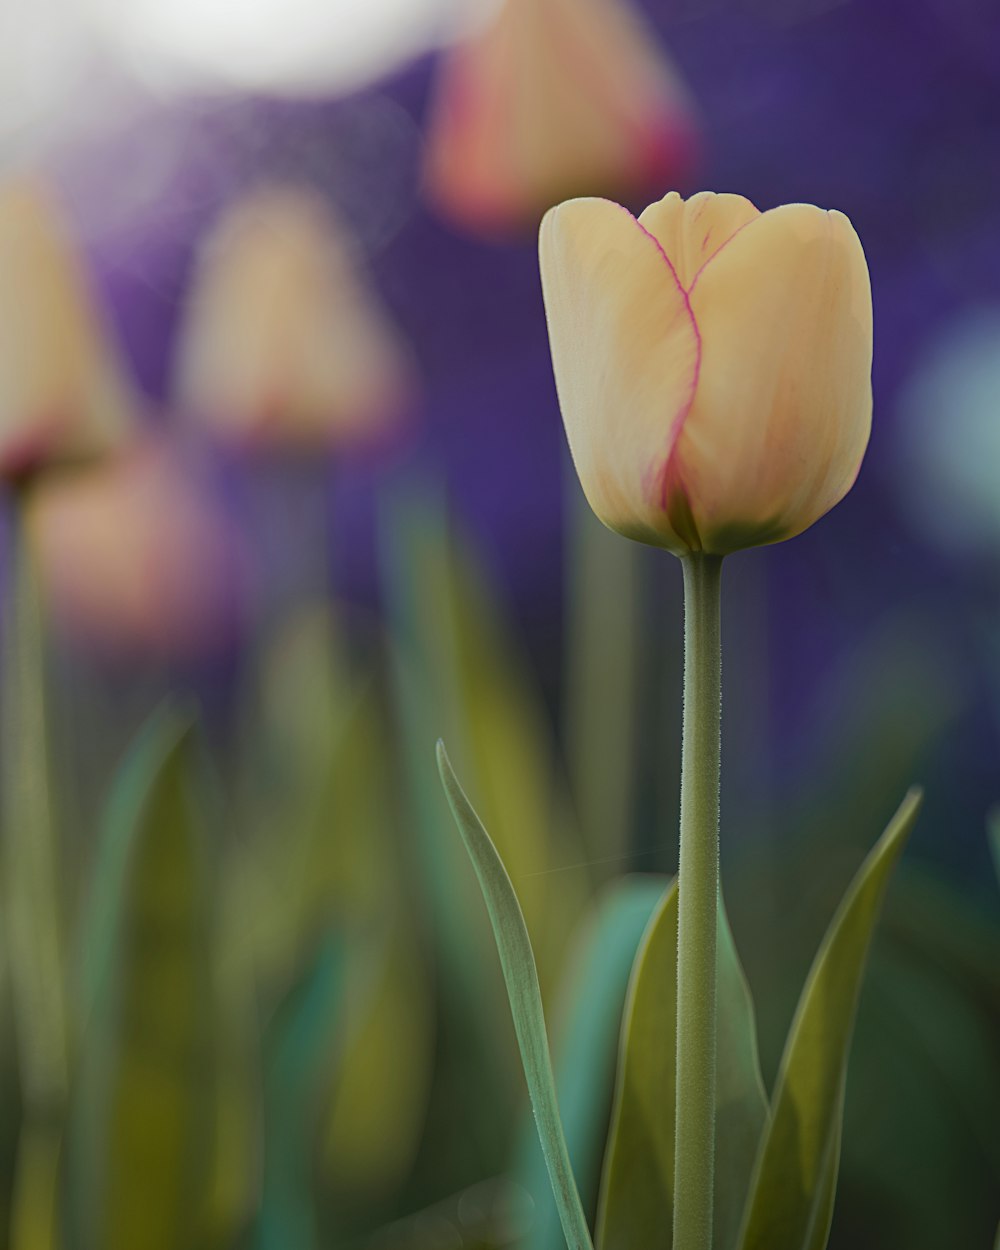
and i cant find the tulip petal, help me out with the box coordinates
[677,204,872,551]
[540,198,701,551]
[638,191,760,290]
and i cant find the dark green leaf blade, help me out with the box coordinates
[736,788,923,1250]
[597,881,768,1250]
[437,743,593,1250]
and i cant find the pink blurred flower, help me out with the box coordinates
[422,0,700,238]
[173,187,415,454]
[29,440,250,660]
[0,179,134,481]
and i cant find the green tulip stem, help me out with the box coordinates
[673,552,723,1250]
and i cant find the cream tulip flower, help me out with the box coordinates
[539,190,873,555]
[0,180,134,481]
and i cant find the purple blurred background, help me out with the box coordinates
[29,0,1000,887]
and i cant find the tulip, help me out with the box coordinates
[0,180,134,481]
[539,190,873,555]
[29,440,250,659]
[174,186,414,453]
[423,0,699,237]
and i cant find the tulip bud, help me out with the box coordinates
[423,0,699,238]
[539,191,873,555]
[174,186,414,453]
[29,440,250,659]
[0,180,134,481]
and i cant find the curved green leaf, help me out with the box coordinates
[597,881,768,1250]
[68,707,216,1250]
[988,809,1000,889]
[736,788,922,1250]
[255,932,348,1250]
[437,743,593,1250]
[517,876,667,1250]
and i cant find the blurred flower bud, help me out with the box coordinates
[29,439,250,659]
[540,191,872,555]
[422,0,699,237]
[0,180,134,482]
[173,187,415,453]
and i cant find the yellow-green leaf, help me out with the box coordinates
[597,881,768,1250]
[736,788,922,1250]
[437,743,593,1250]
[69,707,216,1250]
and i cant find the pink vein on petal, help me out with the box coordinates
[686,214,757,295]
[611,206,702,510]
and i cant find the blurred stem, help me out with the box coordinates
[673,553,722,1250]
[564,485,639,875]
[2,484,66,1250]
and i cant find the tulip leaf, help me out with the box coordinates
[597,880,768,1250]
[68,706,216,1250]
[517,875,668,1250]
[436,743,594,1250]
[254,931,349,1250]
[736,788,922,1250]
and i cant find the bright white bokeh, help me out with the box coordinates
[80,0,499,94]
[1,0,499,169]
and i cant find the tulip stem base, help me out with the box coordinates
[673,552,723,1250]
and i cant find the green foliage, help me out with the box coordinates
[517,877,667,1250]
[736,789,922,1250]
[437,743,593,1250]
[67,708,216,1250]
[255,933,348,1250]
[383,493,590,1179]
[597,883,767,1250]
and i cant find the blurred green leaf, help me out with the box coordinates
[597,881,767,1250]
[517,876,667,1250]
[322,913,434,1212]
[3,501,68,1250]
[255,932,348,1250]
[383,494,587,988]
[383,493,589,1174]
[736,788,922,1250]
[437,744,593,1250]
[833,936,1000,1250]
[563,486,641,875]
[68,706,216,1250]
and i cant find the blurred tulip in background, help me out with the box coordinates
[0,179,134,481]
[29,440,249,658]
[540,191,872,554]
[422,0,699,237]
[174,186,416,454]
